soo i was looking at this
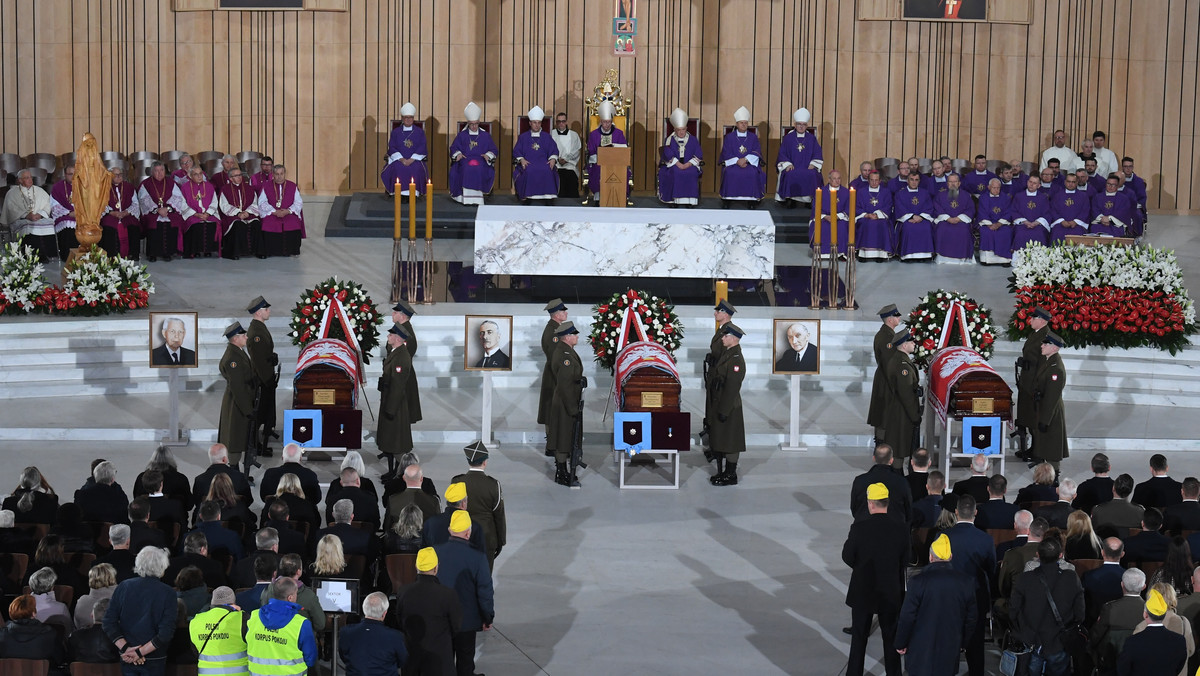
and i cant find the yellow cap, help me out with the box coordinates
[866,482,889,501]
[445,482,467,503]
[930,534,952,560]
[450,510,472,533]
[1146,588,1168,616]
[416,547,438,572]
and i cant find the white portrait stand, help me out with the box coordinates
[779,374,808,453]
[479,371,499,447]
[158,368,190,446]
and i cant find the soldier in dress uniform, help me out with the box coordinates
[867,304,903,454]
[388,301,418,357]
[246,296,278,458]
[384,301,422,482]
[377,324,416,479]
[537,299,569,458]
[548,321,585,487]
[1015,307,1051,462]
[452,441,506,571]
[882,330,921,463]
[708,322,746,486]
[1032,331,1068,476]
[702,299,736,459]
[218,322,256,471]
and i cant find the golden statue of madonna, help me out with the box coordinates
[71,133,109,255]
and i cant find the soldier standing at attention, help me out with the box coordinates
[452,441,506,571]
[1032,332,1069,477]
[708,323,746,486]
[867,303,902,456]
[388,300,418,357]
[538,299,568,458]
[702,299,736,460]
[882,330,921,464]
[1015,307,1051,463]
[377,325,415,480]
[385,301,422,479]
[549,321,585,487]
[246,296,278,458]
[218,322,255,472]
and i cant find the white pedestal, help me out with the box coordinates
[780,374,808,453]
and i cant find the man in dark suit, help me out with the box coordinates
[1082,537,1126,625]
[165,531,227,588]
[849,443,912,524]
[1132,453,1183,511]
[912,471,951,529]
[1074,452,1115,515]
[842,483,909,676]
[1034,478,1078,530]
[231,527,280,589]
[339,592,409,675]
[318,498,377,560]
[395,548,462,676]
[1122,508,1169,566]
[944,495,996,676]
[68,598,121,664]
[774,321,819,372]
[996,509,1033,562]
[151,316,197,366]
[73,460,130,525]
[187,500,244,559]
[235,555,277,612]
[895,534,977,676]
[262,501,309,558]
[384,463,441,530]
[950,453,992,504]
[126,497,169,554]
[1093,474,1146,538]
[141,470,188,535]
[1010,538,1085,676]
[433,512,494,676]
[259,443,322,506]
[1163,476,1200,535]
[1115,589,1188,676]
[324,467,380,531]
[1091,567,1149,671]
[192,444,254,505]
[473,320,511,368]
[976,474,1019,531]
[906,448,931,501]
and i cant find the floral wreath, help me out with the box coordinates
[906,289,997,369]
[589,288,685,371]
[289,277,385,362]
[1,243,152,316]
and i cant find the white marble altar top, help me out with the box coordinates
[473,205,776,278]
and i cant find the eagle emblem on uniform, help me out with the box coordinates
[229,362,236,368]
[254,336,260,342]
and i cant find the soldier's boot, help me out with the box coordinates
[712,461,739,486]
[554,462,571,486]
[259,427,275,457]
[709,457,726,485]
[381,455,398,483]
[1013,426,1031,461]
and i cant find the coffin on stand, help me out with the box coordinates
[613,341,690,489]
[925,345,1013,480]
[286,338,362,451]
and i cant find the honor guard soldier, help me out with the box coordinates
[377,324,417,481]
[246,296,279,458]
[702,299,736,459]
[452,441,507,571]
[1015,307,1051,461]
[218,322,256,473]
[548,321,586,487]
[1032,331,1068,476]
[385,300,423,477]
[882,330,922,464]
[867,304,903,455]
[708,322,746,486]
[537,298,569,457]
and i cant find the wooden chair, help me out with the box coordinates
[287,520,311,541]
[1138,560,1165,577]
[71,551,97,577]
[1070,558,1104,578]
[452,121,498,195]
[344,554,367,580]
[22,584,74,609]
[70,662,122,676]
[987,529,1017,549]
[0,658,50,675]
[350,521,377,533]
[1021,500,1056,512]
[385,553,417,592]
[5,553,28,589]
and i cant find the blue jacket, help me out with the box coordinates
[945,521,997,601]
[434,538,494,631]
[236,582,269,611]
[102,575,178,657]
[188,521,244,559]
[256,599,317,667]
[338,618,408,676]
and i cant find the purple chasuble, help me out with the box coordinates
[657,133,703,203]
[894,188,936,260]
[1048,190,1091,242]
[448,128,499,197]
[719,131,766,200]
[775,130,822,201]
[1010,191,1051,250]
[381,125,430,195]
[855,187,894,256]
[1090,192,1134,237]
[512,130,560,199]
[960,170,996,198]
[51,180,74,229]
[934,190,976,259]
[586,126,631,196]
[977,192,1014,263]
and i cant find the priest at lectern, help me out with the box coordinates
[587,101,631,201]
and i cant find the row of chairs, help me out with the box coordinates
[872,156,1038,181]
[1,150,265,187]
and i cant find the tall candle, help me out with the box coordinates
[829,187,838,249]
[812,188,823,247]
[848,187,857,246]
[393,180,402,239]
[408,179,416,240]
[715,280,729,330]
[425,180,433,240]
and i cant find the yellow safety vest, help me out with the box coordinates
[190,606,249,676]
[246,609,307,676]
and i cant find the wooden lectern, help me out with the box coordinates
[597,146,630,208]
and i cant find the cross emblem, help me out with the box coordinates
[911,197,919,205]
[1027,200,1036,209]
[403,139,413,148]
[797,142,805,152]
[469,140,478,150]
[738,145,746,155]
[1065,198,1073,206]
[869,197,878,207]
[944,0,959,16]
[1105,201,1114,209]
[950,200,959,208]
[532,142,540,151]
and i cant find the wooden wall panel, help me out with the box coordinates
[1,0,1198,210]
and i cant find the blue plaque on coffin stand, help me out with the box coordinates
[963,417,1002,455]
[614,412,652,454]
[284,409,323,448]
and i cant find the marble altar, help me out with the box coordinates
[473,205,775,278]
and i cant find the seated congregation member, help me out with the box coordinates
[961,155,996,197]
[1048,172,1091,242]
[310,534,348,578]
[175,565,210,617]
[232,528,280,590]
[1016,462,1059,506]
[208,154,238,193]
[179,165,221,258]
[141,470,188,532]
[1133,454,1183,512]
[977,179,1014,265]
[324,468,380,531]
[933,173,975,263]
[260,473,321,532]
[28,565,73,632]
[382,102,428,197]
[657,108,702,207]
[0,593,68,669]
[172,152,195,183]
[69,597,120,664]
[1090,174,1134,237]
[48,164,79,262]
[1163,477,1200,536]
[1094,473,1145,536]
[3,466,59,525]
[719,106,766,205]
[251,155,274,193]
[73,460,129,526]
[853,171,894,260]
[1044,158,1066,190]
[385,504,426,556]
[1009,159,1029,188]
[167,531,228,589]
[1074,453,1115,515]
[384,463,441,530]
[775,107,822,205]
[1037,167,1058,196]
[512,105,559,203]
[1009,174,1051,251]
[96,525,136,582]
[259,443,322,506]
[1033,478,1078,530]
[586,101,631,201]
[329,451,380,501]
[810,170,850,259]
[137,162,184,261]
[127,498,170,554]
[893,171,935,261]
[217,166,261,260]
[2,169,58,262]
[975,474,1019,531]
[1064,510,1104,560]
[1122,508,1170,566]
[49,504,95,554]
[260,501,308,558]
[320,499,377,560]
[257,164,305,257]
[1091,131,1118,177]
[194,473,255,533]
[449,102,498,205]
[187,498,245,560]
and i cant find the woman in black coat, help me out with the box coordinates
[133,445,195,510]
[0,594,68,673]
[2,466,60,525]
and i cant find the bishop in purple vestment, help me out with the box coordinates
[179,166,221,258]
[48,166,79,262]
[218,168,262,260]
[448,102,498,205]
[720,107,766,203]
[256,166,306,257]
[809,171,850,257]
[381,103,429,196]
[657,108,702,206]
[960,155,996,198]
[586,100,632,201]
[894,172,936,261]
[854,172,894,260]
[1090,176,1134,237]
[512,106,560,202]
[775,107,823,204]
[137,162,184,261]
[933,174,976,262]
[977,179,1014,265]
[1048,174,1091,243]
[1010,175,1051,251]
[99,168,142,260]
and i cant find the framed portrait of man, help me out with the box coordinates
[464,315,514,371]
[149,312,199,368]
[772,319,821,375]
[902,0,987,21]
